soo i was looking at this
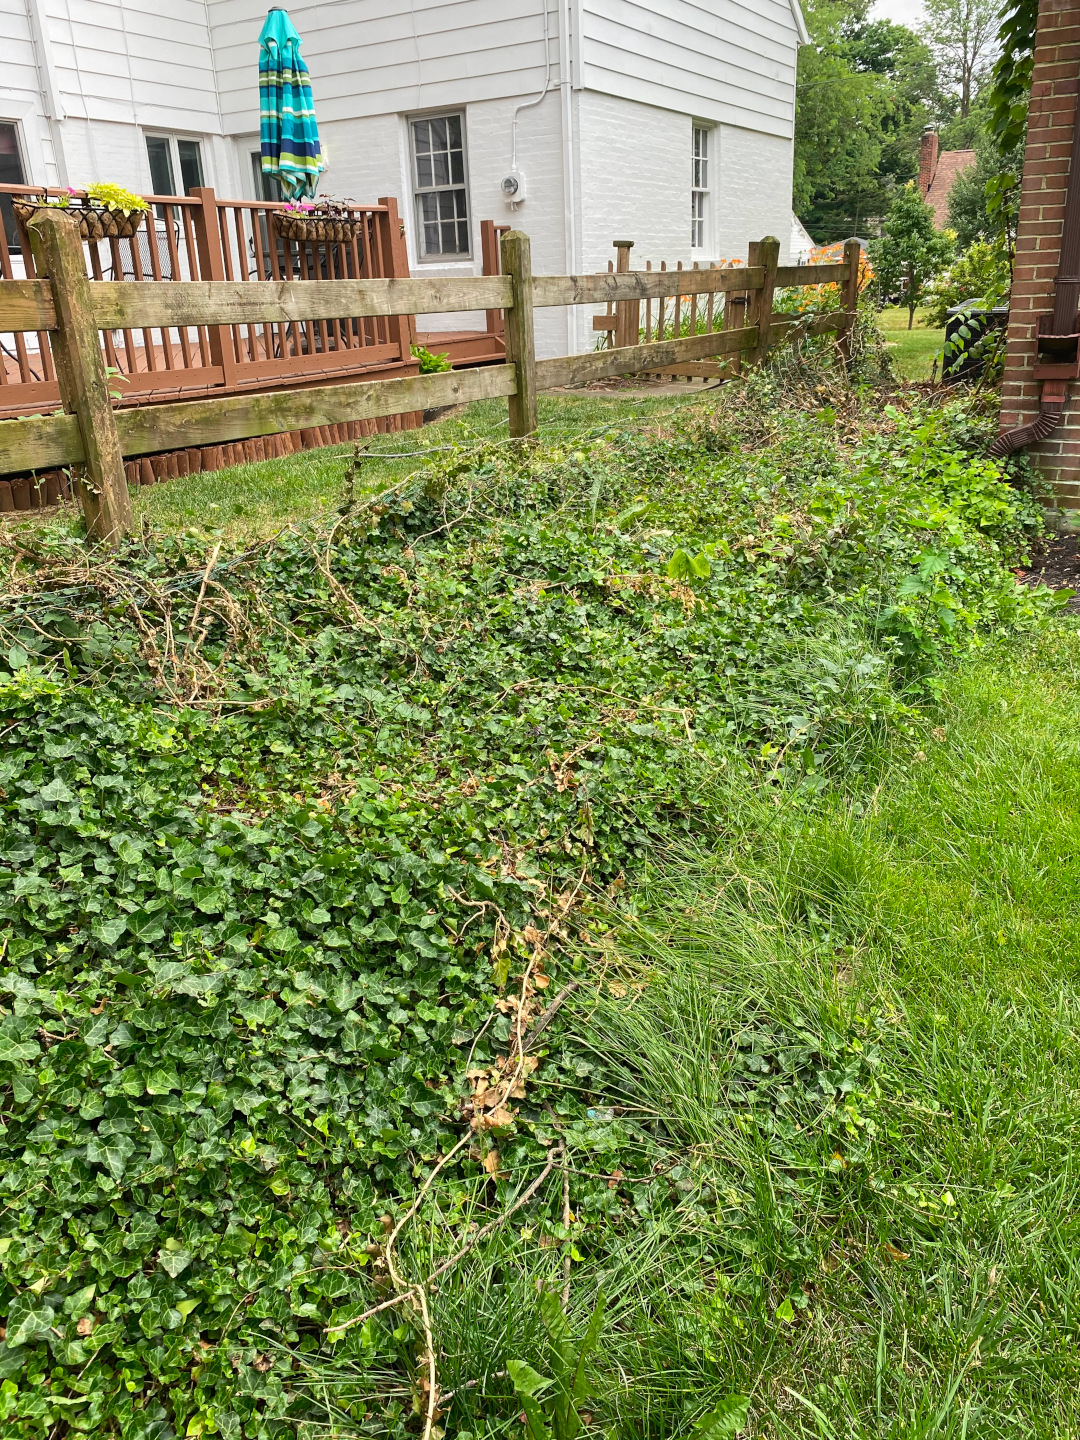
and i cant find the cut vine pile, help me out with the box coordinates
[0,371,1065,1439]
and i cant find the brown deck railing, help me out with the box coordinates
[0,184,417,419]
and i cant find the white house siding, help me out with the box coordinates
[1,0,233,197]
[0,1,63,186]
[579,0,802,137]
[206,0,558,132]
[713,124,796,262]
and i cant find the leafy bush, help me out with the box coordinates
[0,379,1063,1437]
[922,239,1012,329]
[410,345,452,374]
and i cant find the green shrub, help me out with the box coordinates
[411,344,452,374]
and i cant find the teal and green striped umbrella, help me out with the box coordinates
[259,8,325,201]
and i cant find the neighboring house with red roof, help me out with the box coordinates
[918,128,975,229]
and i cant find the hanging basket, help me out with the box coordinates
[14,201,146,243]
[272,209,366,244]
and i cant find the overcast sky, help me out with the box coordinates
[869,0,927,27]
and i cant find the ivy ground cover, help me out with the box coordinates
[0,374,1066,1438]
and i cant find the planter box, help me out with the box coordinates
[272,210,367,244]
[14,201,145,244]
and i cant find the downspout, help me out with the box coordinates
[558,0,578,353]
[25,0,68,187]
[991,72,1080,456]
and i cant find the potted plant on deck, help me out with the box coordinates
[272,197,366,243]
[14,183,150,242]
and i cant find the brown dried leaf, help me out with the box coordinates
[481,1147,501,1175]
[76,1316,95,1336]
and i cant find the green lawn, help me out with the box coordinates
[557,626,1080,1436]
[128,390,713,544]
[878,305,946,383]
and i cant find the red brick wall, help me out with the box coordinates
[999,0,1080,515]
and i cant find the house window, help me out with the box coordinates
[0,122,26,252]
[251,151,283,203]
[691,126,709,250]
[146,136,204,196]
[411,114,470,260]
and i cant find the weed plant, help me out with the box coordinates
[0,359,1067,1438]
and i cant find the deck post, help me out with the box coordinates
[189,187,238,389]
[481,219,506,348]
[839,238,862,365]
[27,209,132,543]
[378,197,417,360]
[501,229,538,439]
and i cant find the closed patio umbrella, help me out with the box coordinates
[259,7,326,200]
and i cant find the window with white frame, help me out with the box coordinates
[0,122,26,251]
[145,135,205,196]
[410,114,470,260]
[691,126,710,250]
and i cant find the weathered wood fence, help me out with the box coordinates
[0,215,861,541]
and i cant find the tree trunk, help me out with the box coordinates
[908,303,915,330]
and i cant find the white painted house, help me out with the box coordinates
[1,0,808,355]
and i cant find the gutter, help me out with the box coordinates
[991,68,1080,457]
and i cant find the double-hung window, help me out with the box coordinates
[411,114,470,260]
[691,126,710,250]
[146,135,204,196]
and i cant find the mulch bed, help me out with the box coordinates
[1017,531,1080,608]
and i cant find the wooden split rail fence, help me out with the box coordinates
[0,215,861,541]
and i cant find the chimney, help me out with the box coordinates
[919,127,939,197]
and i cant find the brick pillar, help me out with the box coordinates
[998,0,1080,517]
[919,128,939,196]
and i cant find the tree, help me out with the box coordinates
[869,182,955,327]
[795,0,898,241]
[921,0,1000,118]
[839,17,943,188]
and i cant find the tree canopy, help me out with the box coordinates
[795,0,1038,245]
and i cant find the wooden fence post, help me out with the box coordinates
[501,229,538,439]
[190,187,238,389]
[27,210,132,543]
[839,238,862,365]
[748,236,780,367]
[613,240,638,349]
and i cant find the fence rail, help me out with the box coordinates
[0,216,861,541]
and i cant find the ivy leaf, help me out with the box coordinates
[159,1246,193,1278]
[39,776,74,805]
[6,1298,56,1347]
[86,1133,136,1179]
[92,917,128,947]
[0,1030,40,1064]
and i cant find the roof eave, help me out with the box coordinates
[790,0,810,46]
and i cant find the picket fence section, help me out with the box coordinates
[0,214,861,541]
